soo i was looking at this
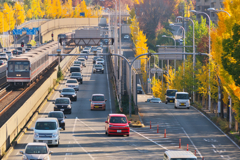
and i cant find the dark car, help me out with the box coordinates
[137,85,143,94]
[93,64,104,74]
[17,47,23,51]
[60,88,77,101]
[70,72,83,84]
[48,111,66,130]
[93,56,100,64]
[53,97,72,114]
[12,50,18,55]
[69,66,81,73]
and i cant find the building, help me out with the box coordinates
[196,0,224,24]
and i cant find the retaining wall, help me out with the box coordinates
[0,47,78,157]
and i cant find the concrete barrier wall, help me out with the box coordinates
[0,64,6,79]
[0,47,78,156]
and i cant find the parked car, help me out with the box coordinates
[60,88,77,101]
[93,64,104,74]
[150,98,162,103]
[124,35,130,39]
[90,94,107,110]
[32,118,61,146]
[165,89,178,104]
[96,58,105,66]
[174,92,190,109]
[53,97,72,114]
[19,143,53,159]
[105,114,130,136]
[65,79,79,91]
[70,72,83,84]
[48,111,66,130]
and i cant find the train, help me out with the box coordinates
[7,41,59,87]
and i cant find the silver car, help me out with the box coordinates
[20,142,52,160]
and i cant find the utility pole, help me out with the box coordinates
[119,0,122,110]
[114,0,118,80]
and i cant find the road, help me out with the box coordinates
[137,94,240,160]
[7,48,168,160]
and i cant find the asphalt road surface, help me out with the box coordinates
[7,49,168,160]
[137,94,240,160]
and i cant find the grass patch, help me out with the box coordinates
[126,114,143,127]
[211,116,230,133]
[193,101,203,110]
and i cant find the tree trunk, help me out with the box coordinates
[235,121,238,132]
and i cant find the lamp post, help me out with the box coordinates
[162,35,176,47]
[177,16,195,102]
[190,10,211,111]
[207,7,232,128]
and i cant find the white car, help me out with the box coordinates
[124,35,130,39]
[20,143,53,160]
[32,118,61,146]
[73,61,83,70]
[65,79,79,91]
[97,47,103,53]
[78,58,86,67]
[150,98,162,103]
[0,53,8,61]
[174,92,190,109]
[96,58,104,66]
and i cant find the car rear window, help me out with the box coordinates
[110,117,127,123]
[35,122,57,130]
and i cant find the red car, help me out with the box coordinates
[105,114,131,136]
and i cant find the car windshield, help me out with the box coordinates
[78,59,84,61]
[137,86,142,90]
[62,88,75,92]
[35,122,57,130]
[25,145,48,154]
[48,112,63,118]
[167,90,177,96]
[67,80,77,83]
[95,65,102,68]
[92,96,104,101]
[176,94,189,99]
[97,59,104,61]
[55,99,70,104]
[110,117,127,123]
[71,73,81,76]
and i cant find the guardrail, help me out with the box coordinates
[0,47,79,157]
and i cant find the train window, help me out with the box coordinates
[8,62,14,72]
[15,61,30,72]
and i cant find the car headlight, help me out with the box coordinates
[34,132,39,138]
[72,94,76,97]
[52,132,58,138]
[43,156,50,160]
[67,105,71,108]
[124,125,129,127]
[22,155,28,160]
[61,120,65,123]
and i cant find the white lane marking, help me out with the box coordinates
[212,144,216,148]
[181,127,202,158]
[213,149,217,153]
[76,118,134,159]
[105,55,112,113]
[72,117,94,160]
[191,106,240,150]
[130,128,168,150]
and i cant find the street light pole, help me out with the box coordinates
[119,0,122,111]
[191,10,211,111]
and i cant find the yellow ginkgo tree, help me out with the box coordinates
[14,2,25,25]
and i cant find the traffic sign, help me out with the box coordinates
[80,12,85,16]
[22,27,29,31]
[12,29,22,35]
[33,27,39,32]
[26,29,36,35]
[151,68,157,74]
[157,68,163,74]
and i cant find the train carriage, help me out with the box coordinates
[7,42,58,87]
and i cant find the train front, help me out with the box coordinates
[7,58,31,87]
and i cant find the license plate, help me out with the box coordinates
[43,140,48,144]
[117,130,121,133]
[170,100,173,102]
[95,106,99,108]
[61,109,64,111]
[181,103,184,106]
